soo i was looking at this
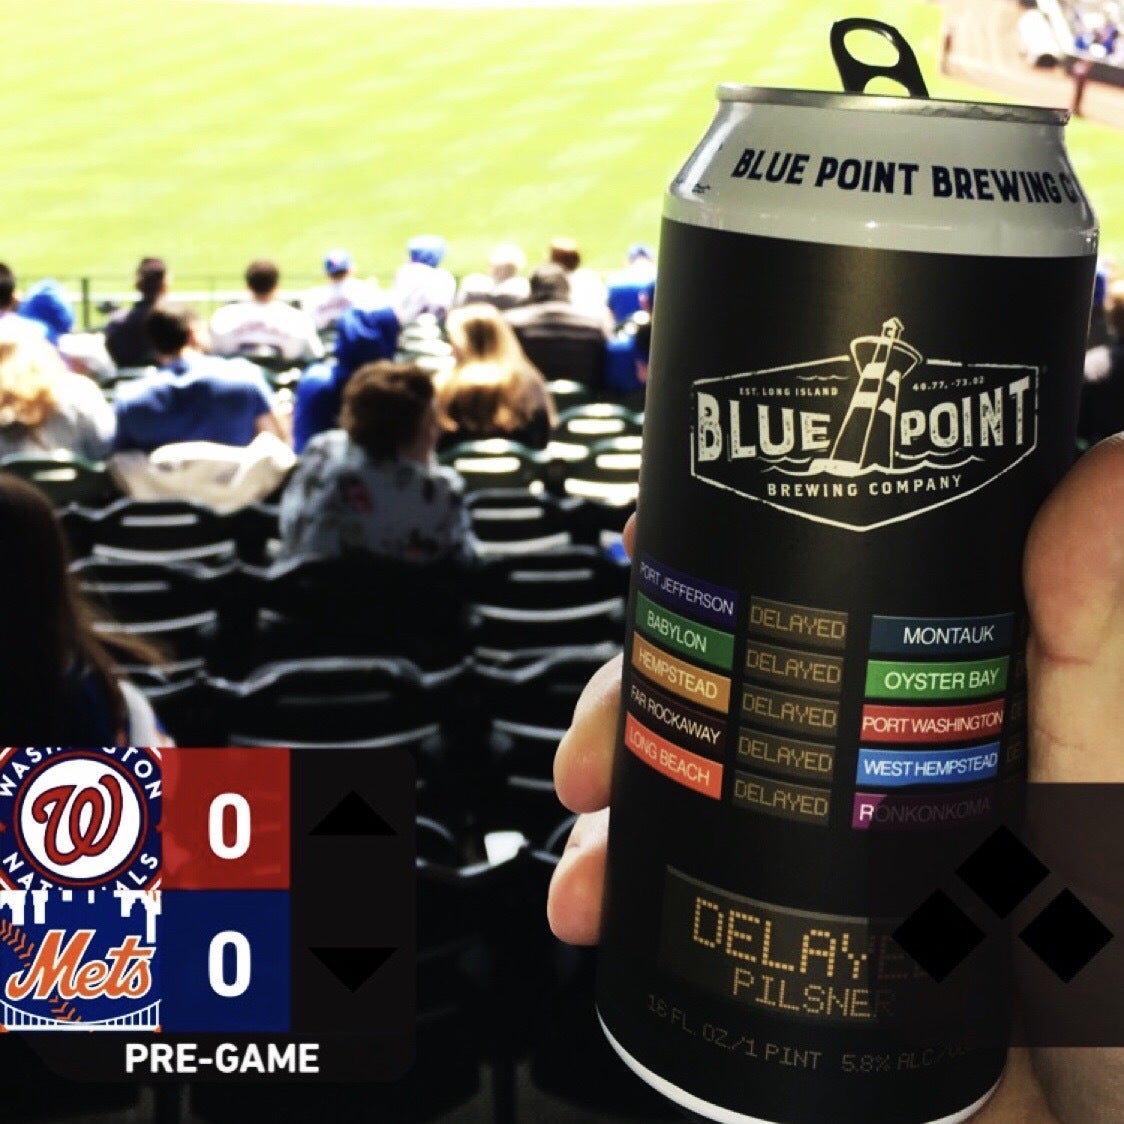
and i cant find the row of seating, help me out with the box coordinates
[440,434,641,503]
[140,645,612,826]
[51,485,629,566]
[1,429,641,512]
[78,547,629,676]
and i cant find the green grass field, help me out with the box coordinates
[4,0,1122,294]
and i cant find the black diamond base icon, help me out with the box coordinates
[1019,890,1113,983]
[893,890,986,982]
[310,947,396,993]
[957,825,1049,918]
[310,791,395,836]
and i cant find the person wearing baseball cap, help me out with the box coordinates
[301,248,384,332]
[391,235,457,325]
[607,242,657,325]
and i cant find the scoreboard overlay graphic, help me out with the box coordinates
[0,746,414,1082]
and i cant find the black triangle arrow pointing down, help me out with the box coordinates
[310,947,395,993]
[310,791,396,837]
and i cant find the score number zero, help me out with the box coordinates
[205,792,254,1000]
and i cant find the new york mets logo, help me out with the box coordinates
[0,748,161,891]
[0,889,161,1030]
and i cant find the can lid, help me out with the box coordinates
[716,84,1069,126]
[718,18,1068,126]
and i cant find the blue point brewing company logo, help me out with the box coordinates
[691,317,1038,531]
[0,748,162,1030]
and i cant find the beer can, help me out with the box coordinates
[596,19,1098,1124]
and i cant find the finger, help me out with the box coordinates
[546,808,610,945]
[1024,435,1124,782]
[623,511,636,557]
[554,652,623,813]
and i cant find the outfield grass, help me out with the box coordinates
[4,0,1121,293]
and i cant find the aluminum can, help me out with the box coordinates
[596,20,1098,1124]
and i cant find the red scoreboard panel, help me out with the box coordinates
[0,745,414,1082]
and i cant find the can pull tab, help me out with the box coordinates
[830,18,929,98]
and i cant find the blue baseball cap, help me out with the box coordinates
[324,248,353,275]
[627,243,654,261]
[18,279,75,344]
[407,235,446,268]
[333,305,401,383]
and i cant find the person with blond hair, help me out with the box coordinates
[0,328,115,461]
[437,303,557,452]
[454,242,530,311]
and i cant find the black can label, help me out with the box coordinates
[598,219,1095,1124]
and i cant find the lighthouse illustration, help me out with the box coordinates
[811,317,923,476]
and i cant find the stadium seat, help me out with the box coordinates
[72,557,233,677]
[466,487,578,556]
[472,643,621,781]
[544,378,592,412]
[65,497,246,566]
[489,774,569,849]
[559,494,636,553]
[100,365,156,392]
[561,434,642,505]
[127,668,216,746]
[207,656,461,758]
[231,554,471,676]
[438,438,544,493]
[467,547,628,658]
[551,402,642,447]
[0,451,119,507]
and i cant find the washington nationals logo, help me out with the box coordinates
[0,749,161,891]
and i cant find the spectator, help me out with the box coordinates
[114,303,287,453]
[606,243,657,325]
[454,242,530,311]
[104,257,169,368]
[17,279,76,345]
[605,285,654,399]
[437,304,556,451]
[504,263,609,389]
[279,359,473,563]
[1080,279,1124,447]
[0,262,49,346]
[0,329,115,461]
[291,302,401,453]
[391,235,457,326]
[548,236,611,326]
[301,248,384,332]
[0,475,166,745]
[209,259,324,364]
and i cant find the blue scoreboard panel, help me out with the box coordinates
[0,745,414,1082]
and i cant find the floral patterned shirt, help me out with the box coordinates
[278,429,474,563]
